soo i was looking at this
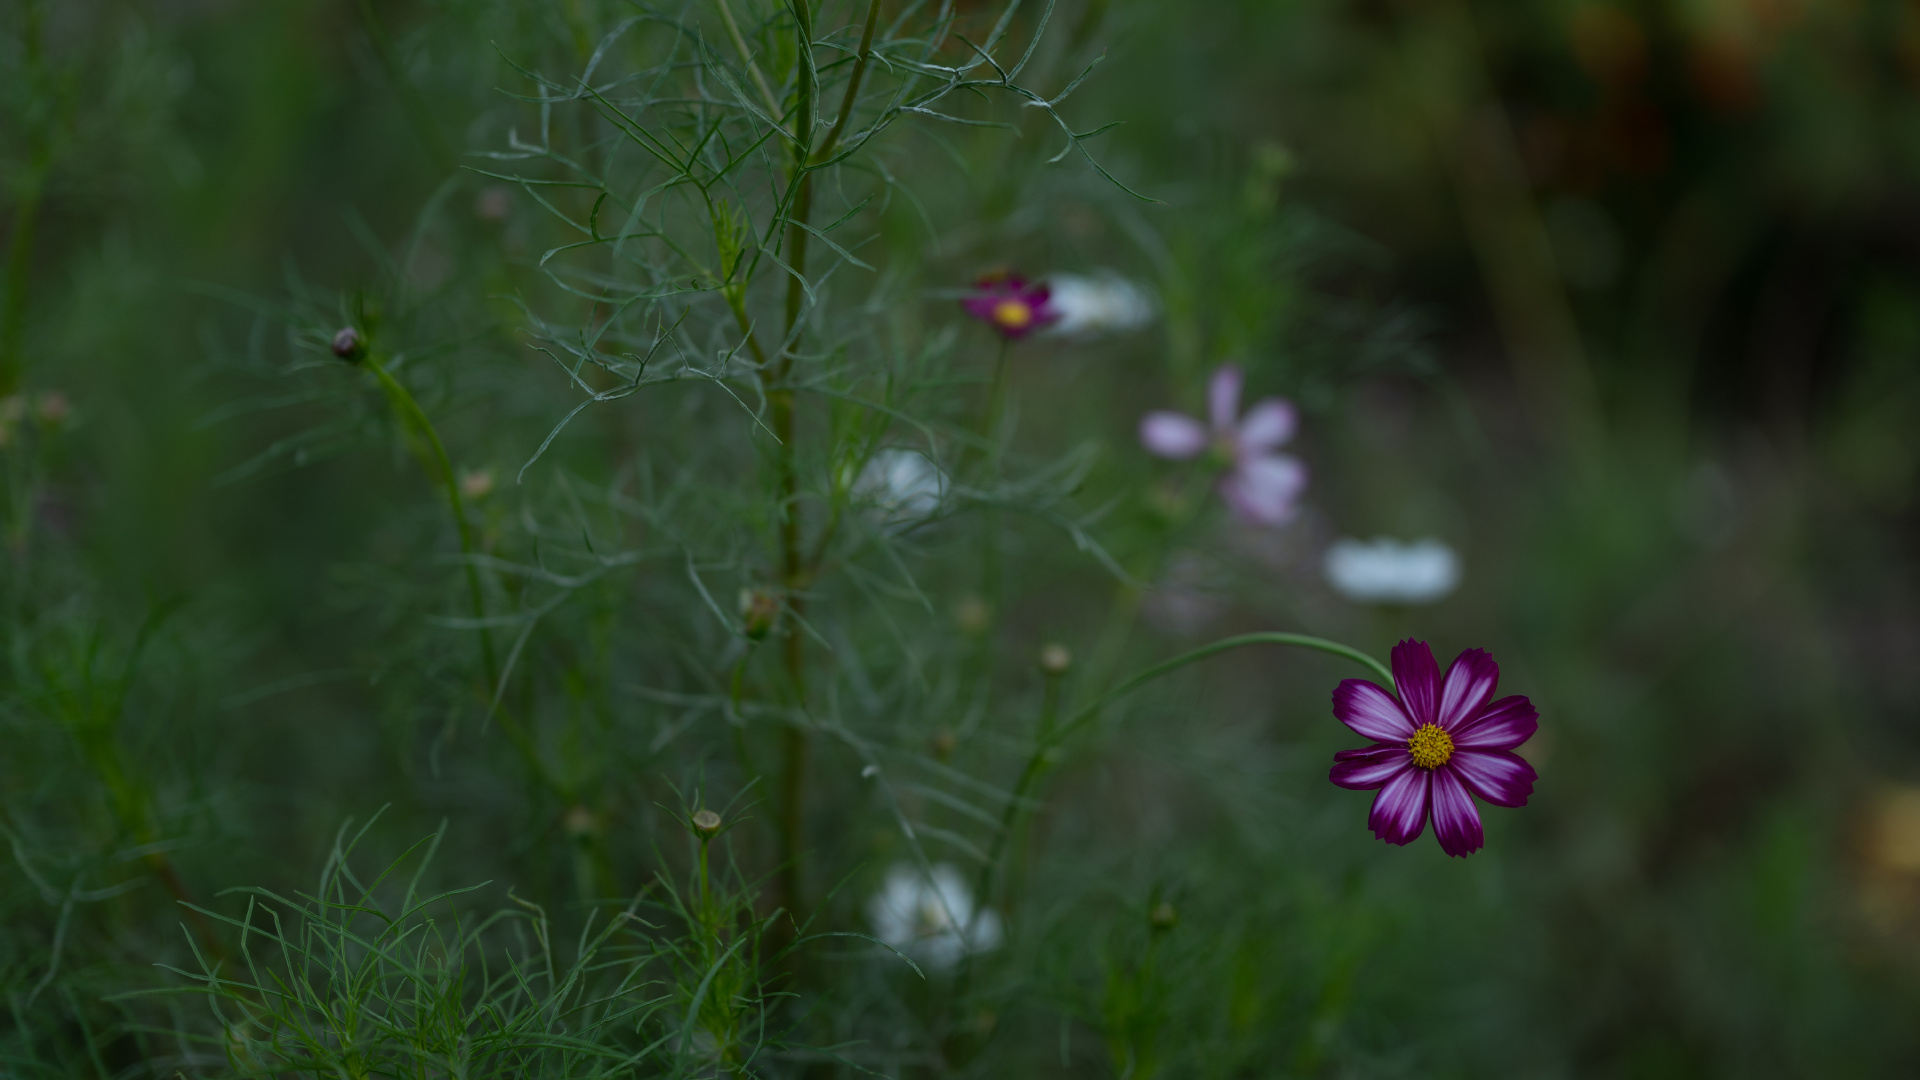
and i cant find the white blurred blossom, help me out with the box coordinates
[853,448,948,523]
[1322,537,1461,605]
[1042,272,1156,338]
[867,862,1003,972]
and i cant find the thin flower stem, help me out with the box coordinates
[979,632,1392,905]
[363,358,562,798]
[363,357,498,685]
[712,0,785,127]
[982,337,1013,458]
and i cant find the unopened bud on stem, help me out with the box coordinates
[330,326,366,361]
[691,809,723,837]
[1149,900,1178,931]
[739,588,779,641]
[1039,643,1072,676]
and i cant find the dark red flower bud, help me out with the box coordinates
[330,326,365,361]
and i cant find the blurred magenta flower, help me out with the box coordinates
[962,272,1058,338]
[1329,640,1538,857]
[1139,364,1306,525]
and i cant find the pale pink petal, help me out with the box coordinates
[1390,639,1441,728]
[1138,412,1209,459]
[1368,766,1430,846]
[1435,648,1500,732]
[1430,766,1485,856]
[1330,744,1414,790]
[1236,398,1296,451]
[1448,748,1536,807]
[1217,454,1305,526]
[1331,679,1417,742]
[1452,695,1538,750]
[1208,364,1243,431]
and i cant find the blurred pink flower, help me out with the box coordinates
[1139,364,1306,526]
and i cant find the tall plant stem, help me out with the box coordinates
[978,633,1393,907]
[767,0,881,928]
[771,0,820,931]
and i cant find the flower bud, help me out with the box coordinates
[563,805,599,840]
[1149,900,1178,931]
[954,595,992,635]
[691,809,723,837]
[330,326,366,361]
[738,588,779,640]
[460,468,495,500]
[1039,643,1071,676]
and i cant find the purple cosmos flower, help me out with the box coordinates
[1138,364,1307,526]
[962,272,1059,339]
[1329,640,1538,857]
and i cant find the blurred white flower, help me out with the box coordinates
[1322,537,1461,605]
[867,862,1003,972]
[853,448,947,523]
[1042,272,1155,338]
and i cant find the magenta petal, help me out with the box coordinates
[1448,748,1536,808]
[1430,767,1485,856]
[1139,411,1209,459]
[1368,766,1430,846]
[1452,695,1538,750]
[1208,364,1243,430]
[1436,648,1500,731]
[1330,745,1413,790]
[1218,454,1305,526]
[1236,398,1297,451]
[1390,640,1441,727]
[1332,678,1417,741]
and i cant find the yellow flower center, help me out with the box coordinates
[1407,723,1454,770]
[991,299,1033,329]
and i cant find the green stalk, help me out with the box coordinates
[363,357,565,799]
[766,0,878,930]
[771,0,819,932]
[979,633,1392,905]
[363,357,497,685]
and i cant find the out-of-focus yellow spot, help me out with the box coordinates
[1869,788,1920,874]
[991,299,1033,330]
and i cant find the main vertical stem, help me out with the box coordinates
[774,0,818,928]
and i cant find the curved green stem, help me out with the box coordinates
[979,633,1391,907]
[1082,633,1394,726]
[363,357,498,686]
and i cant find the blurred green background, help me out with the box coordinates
[6,0,1920,1075]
